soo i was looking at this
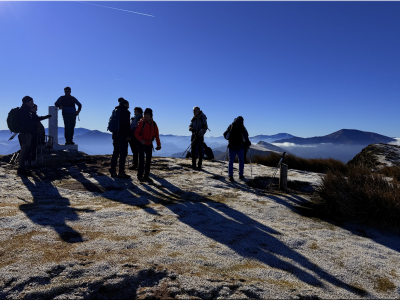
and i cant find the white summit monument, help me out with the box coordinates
[48,106,78,151]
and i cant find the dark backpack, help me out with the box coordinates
[7,107,21,133]
[107,109,122,133]
[228,123,245,144]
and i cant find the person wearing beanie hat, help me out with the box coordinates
[223,116,251,181]
[54,87,82,145]
[135,107,161,182]
[17,96,35,175]
[189,106,208,170]
[109,97,133,179]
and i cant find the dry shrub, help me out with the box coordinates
[317,166,400,230]
[251,152,348,174]
[380,165,400,182]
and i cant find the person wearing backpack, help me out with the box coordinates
[128,107,143,171]
[54,86,82,145]
[108,98,133,179]
[28,104,52,168]
[223,116,251,181]
[189,106,208,170]
[135,108,161,182]
[17,96,35,175]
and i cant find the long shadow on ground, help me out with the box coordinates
[101,170,367,297]
[19,174,93,243]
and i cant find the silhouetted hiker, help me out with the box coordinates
[189,106,208,170]
[135,108,161,182]
[186,142,214,160]
[128,107,143,171]
[54,86,82,145]
[108,98,133,178]
[223,116,251,181]
[16,96,35,175]
[28,104,52,168]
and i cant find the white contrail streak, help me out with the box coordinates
[77,1,154,17]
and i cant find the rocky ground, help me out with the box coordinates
[0,151,400,299]
[348,143,400,170]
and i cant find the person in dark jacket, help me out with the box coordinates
[189,106,208,170]
[54,86,82,145]
[128,107,143,170]
[223,116,251,181]
[28,104,52,168]
[109,98,133,178]
[17,96,35,175]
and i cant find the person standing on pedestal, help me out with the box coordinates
[54,86,82,145]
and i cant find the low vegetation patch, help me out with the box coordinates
[316,166,400,230]
[251,152,348,174]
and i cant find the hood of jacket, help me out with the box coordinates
[191,111,205,122]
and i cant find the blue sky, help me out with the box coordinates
[0,1,399,138]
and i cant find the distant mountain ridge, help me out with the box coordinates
[274,129,395,145]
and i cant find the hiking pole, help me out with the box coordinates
[182,143,192,157]
[266,152,286,190]
[182,132,197,157]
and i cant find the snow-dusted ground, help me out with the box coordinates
[0,156,400,299]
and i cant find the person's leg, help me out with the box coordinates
[198,138,204,169]
[144,145,153,177]
[137,143,145,178]
[18,133,32,170]
[132,138,139,167]
[63,115,70,144]
[70,114,76,143]
[191,140,197,168]
[118,140,128,174]
[30,134,38,166]
[228,149,236,177]
[110,139,119,174]
[238,148,245,177]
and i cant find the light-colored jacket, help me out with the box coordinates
[189,111,208,137]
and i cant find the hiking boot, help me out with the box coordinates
[197,166,202,171]
[17,168,30,176]
[137,176,145,182]
[142,175,153,182]
[229,176,234,182]
[118,173,131,179]
[128,165,137,170]
[239,175,245,180]
[109,168,117,177]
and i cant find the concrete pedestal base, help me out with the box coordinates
[53,144,78,151]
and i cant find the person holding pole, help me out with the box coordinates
[189,106,208,170]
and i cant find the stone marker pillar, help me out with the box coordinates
[48,106,58,144]
[279,163,288,192]
[48,106,78,151]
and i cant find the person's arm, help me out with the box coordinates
[189,118,194,132]
[37,115,52,121]
[154,123,161,147]
[223,125,231,139]
[54,97,62,108]
[74,98,82,114]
